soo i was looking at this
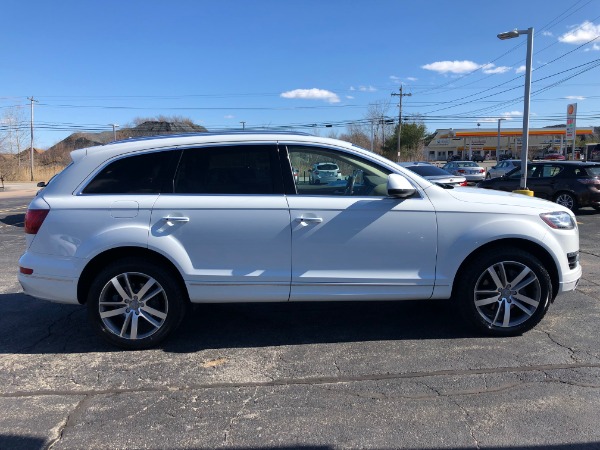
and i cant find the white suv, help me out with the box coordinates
[19,132,581,349]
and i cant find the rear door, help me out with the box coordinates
[148,144,292,302]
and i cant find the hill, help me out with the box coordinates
[42,120,208,165]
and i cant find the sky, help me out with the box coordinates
[1,0,600,149]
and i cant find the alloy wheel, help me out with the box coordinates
[98,272,169,340]
[473,260,541,328]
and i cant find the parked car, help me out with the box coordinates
[542,152,566,161]
[447,154,462,162]
[499,153,514,161]
[309,162,342,184]
[19,132,581,349]
[477,161,600,211]
[399,162,467,186]
[470,153,485,162]
[486,160,521,179]
[442,161,486,182]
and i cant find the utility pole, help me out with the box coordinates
[240,121,246,130]
[391,86,412,161]
[28,97,38,181]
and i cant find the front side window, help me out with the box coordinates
[286,145,392,196]
[83,151,176,194]
[174,144,281,194]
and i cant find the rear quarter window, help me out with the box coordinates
[82,151,177,194]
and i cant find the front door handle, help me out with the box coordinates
[295,216,323,223]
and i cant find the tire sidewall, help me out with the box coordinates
[456,248,551,336]
[87,258,186,350]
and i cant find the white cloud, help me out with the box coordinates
[406,77,418,81]
[280,88,340,103]
[224,114,235,119]
[542,31,553,37]
[346,95,354,100]
[515,65,526,74]
[481,63,511,74]
[477,111,522,123]
[349,86,356,91]
[585,43,600,51]
[421,60,480,74]
[389,75,401,83]
[359,85,377,92]
[558,21,600,44]
[565,95,586,100]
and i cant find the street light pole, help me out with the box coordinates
[497,118,505,162]
[109,124,119,141]
[498,27,534,191]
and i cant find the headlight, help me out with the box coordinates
[540,211,576,230]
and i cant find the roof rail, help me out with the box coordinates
[108,130,313,145]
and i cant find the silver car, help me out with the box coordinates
[486,160,521,179]
[400,162,467,186]
[309,162,342,184]
[442,161,486,182]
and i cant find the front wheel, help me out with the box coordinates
[456,248,551,336]
[87,258,187,349]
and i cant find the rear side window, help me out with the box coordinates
[585,166,600,177]
[174,144,282,194]
[82,151,177,194]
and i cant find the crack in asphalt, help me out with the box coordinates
[47,395,87,450]
[3,362,599,400]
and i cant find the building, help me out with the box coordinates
[426,127,594,161]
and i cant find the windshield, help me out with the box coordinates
[456,162,478,167]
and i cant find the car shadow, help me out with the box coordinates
[0,293,476,355]
[0,213,25,227]
[163,300,474,353]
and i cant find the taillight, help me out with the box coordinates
[460,181,468,186]
[458,169,466,173]
[24,209,49,234]
[577,178,600,186]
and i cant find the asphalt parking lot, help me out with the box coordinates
[1,183,599,449]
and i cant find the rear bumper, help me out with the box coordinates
[18,252,81,304]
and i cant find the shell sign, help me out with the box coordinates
[566,103,577,141]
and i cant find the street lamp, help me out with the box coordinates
[497,27,533,192]
[497,118,506,162]
[109,124,119,141]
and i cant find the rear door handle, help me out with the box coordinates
[162,216,190,223]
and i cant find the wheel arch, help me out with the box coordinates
[77,246,189,305]
[450,238,559,302]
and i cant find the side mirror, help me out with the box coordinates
[387,174,416,198]
[37,181,47,188]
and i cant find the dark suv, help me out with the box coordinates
[477,161,600,211]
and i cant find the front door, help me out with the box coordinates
[284,145,437,301]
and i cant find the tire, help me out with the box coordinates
[87,258,187,349]
[554,192,578,211]
[456,248,551,337]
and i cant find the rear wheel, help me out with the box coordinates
[456,248,551,336]
[87,258,187,349]
[554,191,578,211]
